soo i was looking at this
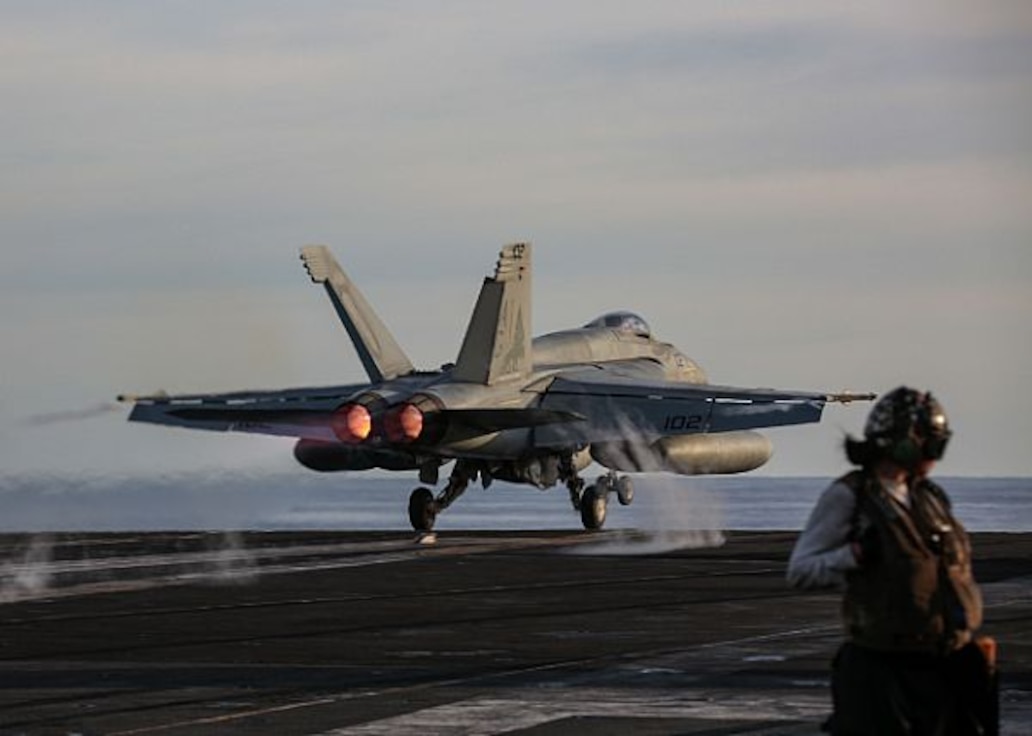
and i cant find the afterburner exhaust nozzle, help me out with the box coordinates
[384,403,425,443]
[331,403,373,444]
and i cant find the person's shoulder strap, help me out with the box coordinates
[838,469,867,496]
[915,476,953,510]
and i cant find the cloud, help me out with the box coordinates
[0,1,1029,476]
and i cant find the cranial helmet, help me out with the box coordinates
[864,387,952,467]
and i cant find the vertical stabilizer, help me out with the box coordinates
[300,245,414,382]
[452,243,532,385]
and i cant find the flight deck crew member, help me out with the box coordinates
[787,387,996,735]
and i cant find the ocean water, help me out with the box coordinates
[1,472,1028,533]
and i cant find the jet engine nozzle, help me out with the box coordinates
[384,403,424,443]
[331,403,373,444]
[381,394,445,446]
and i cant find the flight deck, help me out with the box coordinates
[1,530,1029,735]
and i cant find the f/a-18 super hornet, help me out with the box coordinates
[121,244,872,531]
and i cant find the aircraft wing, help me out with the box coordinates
[119,383,370,442]
[534,374,855,448]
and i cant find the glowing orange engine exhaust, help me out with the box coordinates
[385,403,424,443]
[332,403,372,444]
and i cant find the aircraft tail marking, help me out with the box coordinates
[452,243,532,385]
[300,245,414,382]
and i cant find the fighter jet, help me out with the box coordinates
[120,244,872,531]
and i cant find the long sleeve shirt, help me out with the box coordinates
[787,480,862,589]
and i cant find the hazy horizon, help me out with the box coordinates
[1,472,1028,533]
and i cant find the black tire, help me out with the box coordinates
[408,487,437,531]
[580,486,607,531]
[616,476,635,506]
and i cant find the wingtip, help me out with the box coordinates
[826,391,878,404]
[117,390,169,404]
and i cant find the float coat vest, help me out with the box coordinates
[841,470,982,653]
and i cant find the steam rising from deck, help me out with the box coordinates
[204,531,258,584]
[574,475,726,556]
[1,535,54,603]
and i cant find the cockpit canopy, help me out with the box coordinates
[584,311,651,338]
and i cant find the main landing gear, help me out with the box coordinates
[406,459,635,533]
[408,460,476,532]
[571,471,635,531]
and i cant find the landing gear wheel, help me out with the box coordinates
[580,485,607,531]
[408,487,437,532]
[616,476,635,506]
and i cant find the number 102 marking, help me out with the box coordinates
[663,414,703,431]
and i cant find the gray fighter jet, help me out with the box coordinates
[120,244,871,531]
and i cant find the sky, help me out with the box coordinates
[1,1,1030,480]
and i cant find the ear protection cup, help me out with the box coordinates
[888,398,923,467]
[889,436,922,467]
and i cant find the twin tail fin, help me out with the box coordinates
[301,242,533,387]
[300,245,414,382]
[452,243,532,386]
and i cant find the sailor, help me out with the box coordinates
[788,387,996,735]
